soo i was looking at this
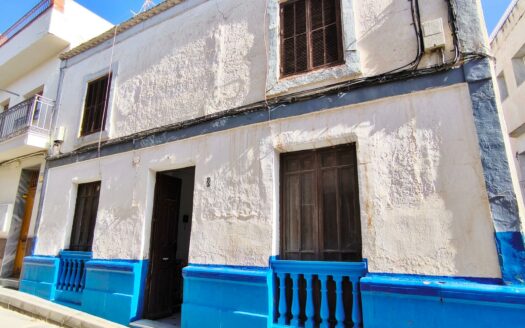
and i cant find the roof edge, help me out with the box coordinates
[60,0,184,60]
[489,0,520,43]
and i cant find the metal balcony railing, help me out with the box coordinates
[0,0,56,48]
[271,258,367,328]
[0,95,54,141]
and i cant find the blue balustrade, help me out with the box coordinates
[56,251,92,293]
[270,259,367,328]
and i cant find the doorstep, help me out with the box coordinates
[0,277,19,290]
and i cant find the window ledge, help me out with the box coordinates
[266,0,360,97]
[74,130,109,150]
[268,60,361,97]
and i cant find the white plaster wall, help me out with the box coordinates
[0,10,54,68]
[490,0,525,218]
[49,0,113,48]
[0,58,61,107]
[37,84,501,278]
[492,0,525,135]
[56,0,467,153]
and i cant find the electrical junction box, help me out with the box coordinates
[422,18,446,52]
[0,203,13,237]
[54,126,66,142]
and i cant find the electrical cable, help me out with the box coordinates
[48,0,492,161]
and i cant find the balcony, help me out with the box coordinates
[0,0,60,48]
[270,258,367,328]
[0,0,68,85]
[0,95,54,162]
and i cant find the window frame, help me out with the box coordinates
[266,0,360,96]
[279,143,362,262]
[279,0,344,78]
[69,181,101,252]
[80,73,112,137]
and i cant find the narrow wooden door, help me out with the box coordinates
[13,184,37,277]
[144,173,182,319]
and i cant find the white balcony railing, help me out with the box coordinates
[0,95,54,141]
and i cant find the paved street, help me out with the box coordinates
[0,306,58,328]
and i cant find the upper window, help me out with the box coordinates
[497,72,509,102]
[69,181,101,252]
[280,143,362,261]
[280,0,343,77]
[81,74,111,136]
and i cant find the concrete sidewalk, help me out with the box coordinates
[0,287,125,328]
[0,306,59,327]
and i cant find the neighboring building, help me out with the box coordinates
[0,0,111,286]
[491,0,525,201]
[17,0,525,327]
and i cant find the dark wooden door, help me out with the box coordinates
[144,173,182,319]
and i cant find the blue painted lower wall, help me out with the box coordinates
[19,256,59,300]
[361,274,525,328]
[494,231,525,285]
[182,264,269,328]
[20,258,525,327]
[20,256,149,325]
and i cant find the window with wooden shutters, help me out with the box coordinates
[69,182,101,252]
[80,74,111,136]
[280,144,361,261]
[280,0,343,77]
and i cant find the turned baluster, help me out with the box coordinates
[290,274,300,326]
[63,259,72,290]
[277,272,288,325]
[319,274,329,328]
[351,276,362,328]
[334,275,345,328]
[304,274,314,328]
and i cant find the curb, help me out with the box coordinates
[0,287,125,328]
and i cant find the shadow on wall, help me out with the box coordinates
[355,0,418,75]
[113,0,262,139]
[353,86,497,278]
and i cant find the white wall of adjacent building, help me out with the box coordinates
[492,0,525,200]
[0,0,112,273]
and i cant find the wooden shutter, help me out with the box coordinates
[69,181,101,252]
[280,0,343,77]
[81,74,111,136]
[280,144,362,261]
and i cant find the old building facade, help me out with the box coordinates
[0,0,111,287]
[13,0,525,327]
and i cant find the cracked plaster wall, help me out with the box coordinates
[37,84,501,278]
[54,0,483,153]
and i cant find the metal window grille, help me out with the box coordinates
[280,0,343,77]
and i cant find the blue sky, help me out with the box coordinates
[0,0,515,39]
